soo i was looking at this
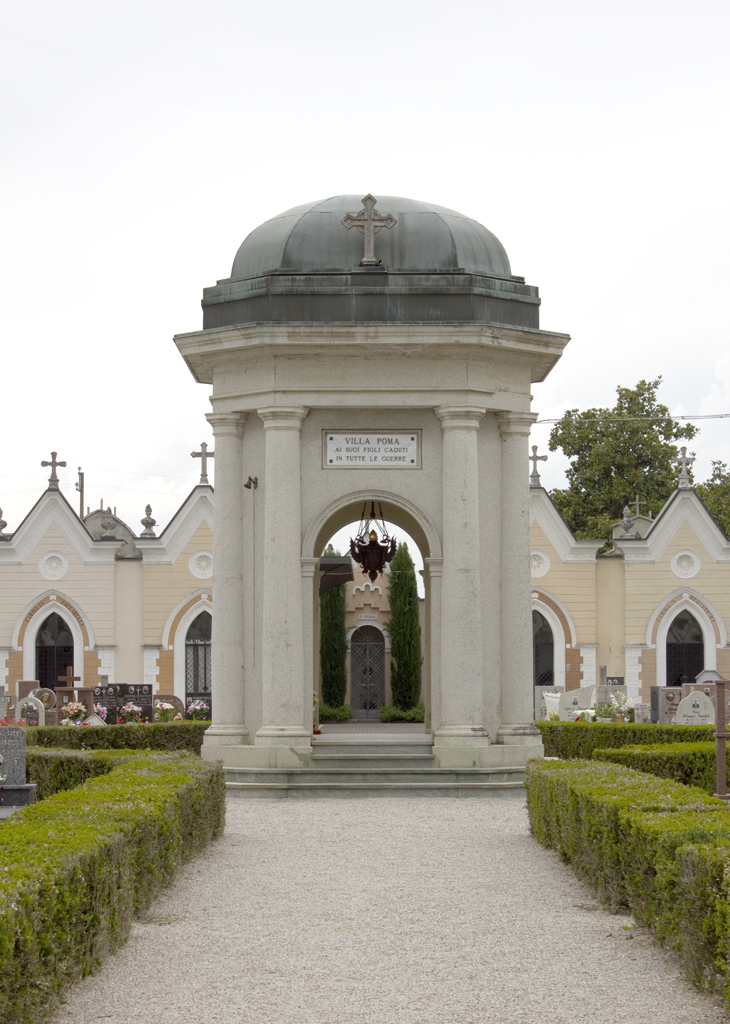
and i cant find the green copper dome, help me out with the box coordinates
[201,194,540,330]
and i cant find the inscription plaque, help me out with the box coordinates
[324,432,420,468]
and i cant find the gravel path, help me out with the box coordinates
[51,797,727,1024]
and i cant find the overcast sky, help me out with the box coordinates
[2,0,728,544]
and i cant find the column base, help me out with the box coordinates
[497,723,544,747]
[202,723,250,746]
[202,742,313,768]
[433,725,491,767]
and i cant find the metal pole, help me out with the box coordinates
[76,468,84,519]
[714,679,730,800]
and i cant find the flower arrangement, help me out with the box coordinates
[1,716,28,727]
[93,704,108,721]
[610,691,631,718]
[61,701,88,725]
[155,700,176,723]
[117,702,144,724]
[185,699,211,721]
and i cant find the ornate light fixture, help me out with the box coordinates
[349,502,397,582]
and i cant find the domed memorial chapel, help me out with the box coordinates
[175,194,570,769]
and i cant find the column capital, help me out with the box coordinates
[300,557,320,579]
[257,406,309,430]
[435,405,485,430]
[496,411,538,437]
[206,411,247,437]
[423,556,444,578]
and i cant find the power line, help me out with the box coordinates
[534,413,730,424]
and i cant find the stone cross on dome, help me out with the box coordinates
[341,194,397,266]
[41,451,66,491]
[191,442,215,485]
[672,446,695,489]
[529,445,548,487]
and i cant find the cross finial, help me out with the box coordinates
[140,504,157,538]
[342,194,397,266]
[41,451,66,490]
[633,494,648,517]
[672,446,695,489]
[191,442,215,485]
[529,445,548,487]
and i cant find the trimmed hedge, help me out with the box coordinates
[592,742,724,795]
[26,721,210,753]
[537,720,714,760]
[526,759,730,1001]
[380,701,426,723]
[318,703,353,722]
[26,749,135,801]
[1,752,225,1023]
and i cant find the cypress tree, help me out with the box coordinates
[386,542,422,709]
[320,574,347,707]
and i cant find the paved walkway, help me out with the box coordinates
[51,798,727,1024]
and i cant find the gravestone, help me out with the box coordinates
[534,687,563,721]
[30,688,56,709]
[118,684,154,722]
[558,685,595,721]
[651,686,683,724]
[91,684,121,724]
[633,703,651,724]
[153,694,185,721]
[596,683,627,705]
[14,695,45,727]
[82,713,107,726]
[675,691,715,726]
[56,687,95,718]
[17,680,40,700]
[0,727,36,817]
[0,684,10,720]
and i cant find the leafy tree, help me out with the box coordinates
[696,461,730,539]
[319,550,347,707]
[548,378,698,540]
[386,543,422,709]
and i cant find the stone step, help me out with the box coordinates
[311,754,435,769]
[312,738,434,756]
[224,766,526,798]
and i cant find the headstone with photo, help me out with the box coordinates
[675,691,715,726]
[651,686,684,724]
[92,683,121,724]
[153,694,185,721]
[117,684,154,722]
[14,695,45,727]
[558,685,595,721]
[0,726,36,817]
[534,687,563,721]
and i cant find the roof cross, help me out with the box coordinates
[633,494,649,517]
[529,445,548,487]
[41,451,66,490]
[191,442,215,485]
[341,194,397,266]
[672,446,695,489]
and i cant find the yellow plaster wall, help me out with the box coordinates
[529,523,597,642]
[143,524,214,645]
[624,521,730,644]
[0,525,114,649]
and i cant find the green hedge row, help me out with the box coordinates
[26,721,210,753]
[537,720,715,760]
[592,742,725,795]
[1,751,225,1023]
[526,759,730,1002]
[26,749,135,801]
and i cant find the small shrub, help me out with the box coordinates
[537,720,714,760]
[318,703,352,722]
[379,701,425,723]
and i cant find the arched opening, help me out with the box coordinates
[350,625,386,718]
[309,494,435,729]
[532,610,554,687]
[35,612,74,690]
[666,610,704,685]
[186,611,212,711]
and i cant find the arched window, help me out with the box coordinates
[666,610,704,685]
[350,625,385,719]
[185,611,212,711]
[35,612,74,690]
[533,610,554,686]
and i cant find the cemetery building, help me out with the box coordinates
[0,195,728,737]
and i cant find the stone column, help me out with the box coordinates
[256,406,311,753]
[496,412,542,747]
[204,411,248,745]
[301,557,320,731]
[423,556,443,736]
[433,406,490,764]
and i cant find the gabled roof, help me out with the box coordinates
[614,489,730,564]
[134,486,214,564]
[529,488,603,563]
[0,488,121,565]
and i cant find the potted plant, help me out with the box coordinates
[595,701,614,723]
[610,691,631,723]
[185,699,211,721]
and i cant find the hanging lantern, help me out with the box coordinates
[349,502,397,582]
